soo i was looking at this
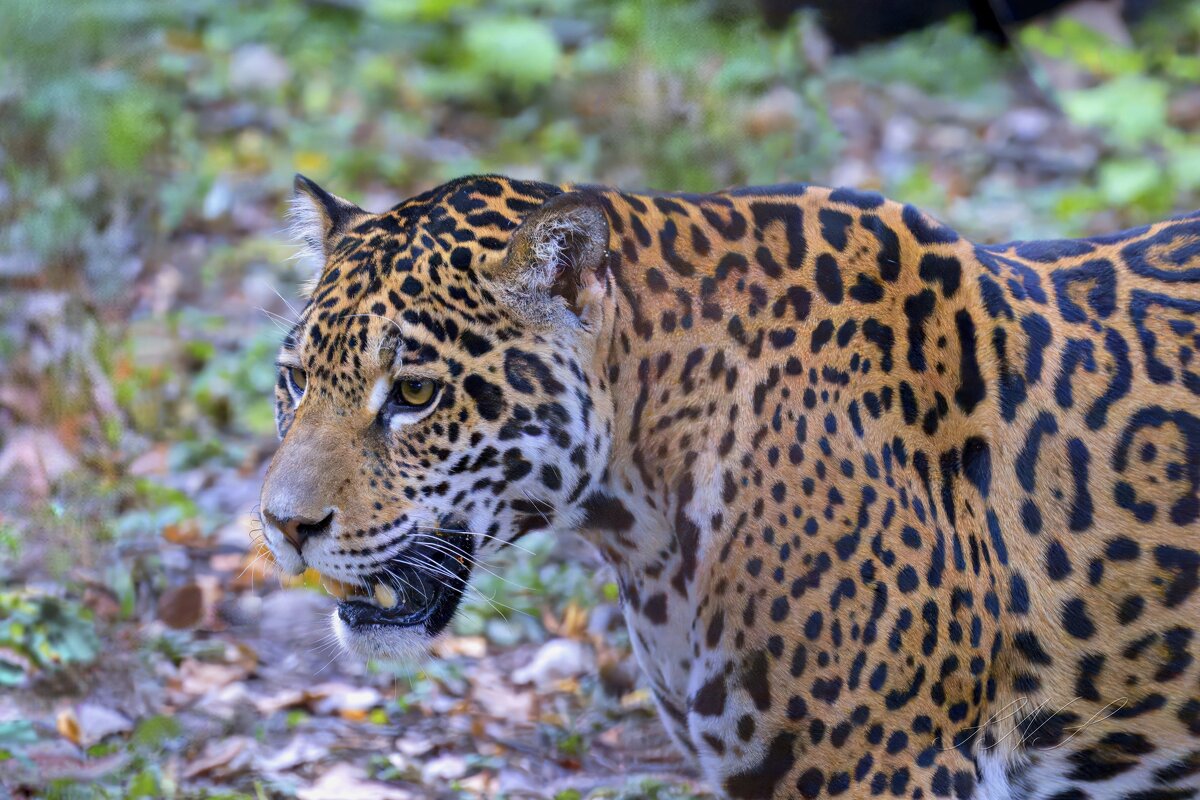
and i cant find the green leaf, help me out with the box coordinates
[1169,144,1200,191]
[463,17,561,93]
[1061,76,1168,146]
[104,91,164,174]
[1019,18,1143,75]
[127,767,161,798]
[131,715,182,749]
[1098,158,1162,206]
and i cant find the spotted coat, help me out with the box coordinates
[260,174,1200,800]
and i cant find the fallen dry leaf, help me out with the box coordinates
[183,735,254,779]
[172,658,250,696]
[561,602,589,639]
[458,772,496,794]
[127,444,168,477]
[157,583,204,629]
[297,763,417,800]
[620,688,653,709]
[162,519,205,546]
[209,551,244,573]
[82,584,122,621]
[422,752,468,783]
[471,675,532,721]
[310,683,381,716]
[0,428,77,499]
[0,383,42,421]
[433,635,487,659]
[55,709,81,745]
[74,703,133,746]
[394,735,436,758]
[512,638,595,687]
[0,739,129,785]
[253,687,310,716]
[256,735,330,773]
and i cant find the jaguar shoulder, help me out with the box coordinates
[259,174,1200,800]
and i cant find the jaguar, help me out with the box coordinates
[258,173,1200,800]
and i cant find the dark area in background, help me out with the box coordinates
[757,0,1156,46]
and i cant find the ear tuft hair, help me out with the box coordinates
[286,174,367,294]
[526,212,591,297]
[287,190,327,282]
[497,192,609,326]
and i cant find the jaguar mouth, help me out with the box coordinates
[322,525,475,638]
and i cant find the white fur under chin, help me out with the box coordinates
[331,610,435,662]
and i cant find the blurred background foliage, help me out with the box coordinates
[2,0,1200,796]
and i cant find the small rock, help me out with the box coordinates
[1002,108,1054,142]
[745,86,802,138]
[311,684,381,716]
[1169,89,1200,131]
[202,179,234,220]
[485,618,523,647]
[927,124,972,152]
[212,513,258,550]
[422,753,468,784]
[259,589,335,645]
[597,653,638,699]
[433,635,487,658]
[828,159,872,190]
[512,638,595,687]
[585,603,621,637]
[881,115,919,154]
[395,735,436,758]
[257,735,330,773]
[228,45,291,93]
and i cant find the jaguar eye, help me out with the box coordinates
[391,378,438,410]
[287,367,308,400]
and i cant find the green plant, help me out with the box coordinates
[1021,5,1200,221]
[0,592,100,686]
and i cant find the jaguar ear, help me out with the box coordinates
[288,174,367,268]
[496,191,610,325]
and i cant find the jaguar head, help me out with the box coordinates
[258,175,616,659]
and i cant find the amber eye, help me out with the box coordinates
[287,367,308,400]
[392,378,437,409]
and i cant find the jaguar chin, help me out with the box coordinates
[326,525,475,660]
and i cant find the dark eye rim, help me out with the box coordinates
[284,366,308,402]
[384,377,441,414]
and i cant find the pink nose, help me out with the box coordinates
[263,509,334,554]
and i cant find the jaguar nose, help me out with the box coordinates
[263,509,335,554]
